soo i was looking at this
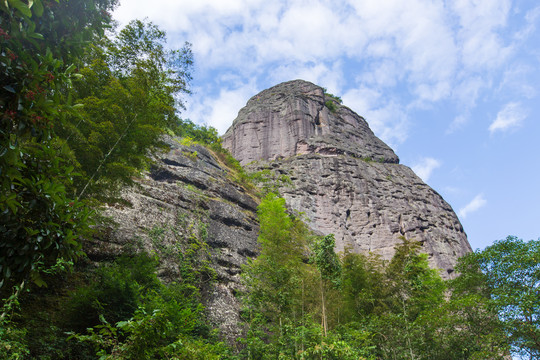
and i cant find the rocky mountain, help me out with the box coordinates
[98,79,472,342]
[223,79,472,278]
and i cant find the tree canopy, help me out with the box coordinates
[455,236,540,359]
[0,1,193,290]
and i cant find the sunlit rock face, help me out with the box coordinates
[223,79,471,278]
[222,80,399,165]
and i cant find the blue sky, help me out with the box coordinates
[113,0,540,251]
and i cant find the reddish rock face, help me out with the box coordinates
[223,79,472,278]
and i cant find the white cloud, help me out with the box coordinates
[498,64,537,99]
[458,194,487,219]
[452,76,486,109]
[185,83,257,134]
[349,0,458,101]
[359,60,401,89]
[513,5,540,40]
[452,0,513,70]
[111,0,527,140]
[342,87,408,147]
[270,61,345,95]
[446,114,468,134]
[489,102,528,134]
[412,157,441,182]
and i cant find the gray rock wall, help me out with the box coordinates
[249,155,471,277]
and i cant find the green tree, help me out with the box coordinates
[242,193,308,320]
[1,3,193,290]
[456,236,540,359]
[310,234,341,337]
[62,19,193,199]
[0,0,117,290]
[241,193,311,358]
[67,253,225,360]
[369,238,445,360]
[416,291,508,360]
[340,248,385,321]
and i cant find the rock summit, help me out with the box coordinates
[223,79,472,277]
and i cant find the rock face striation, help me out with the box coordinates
[223,79,472,277]
[88,137,259,343]
[223,80,398,165]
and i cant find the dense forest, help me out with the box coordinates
[1,1,539,359]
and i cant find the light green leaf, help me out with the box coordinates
[65,64,76,74]
[32,0,43,17]
[32,273,47,287]
[29,32,44,40]
[7,0,31,17]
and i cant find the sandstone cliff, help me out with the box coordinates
[223,80,472,277]
[223,80,398,165]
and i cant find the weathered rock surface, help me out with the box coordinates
[224,80,472,277]
[86,137,259,343]
[222,80,399,165]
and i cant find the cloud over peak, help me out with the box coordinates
[412,157,441,183]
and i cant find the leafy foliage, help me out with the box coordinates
[65,251,226,359]
[242,193,309,322]
[325,100,337,113]
[0,283,29,359]
[175,118,221,146]
[455,236,540,359]
[249,168,293,197]
[65,253,161,332]
[241,197,512,359]
[323,89,342,113]
[0,0,118,290]
[62,19,193,198]
[1,3,536,359]
[0,0,193,291]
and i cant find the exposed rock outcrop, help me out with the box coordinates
[222,80,399,165]
[223,80,472,277]
[87,137,259,343]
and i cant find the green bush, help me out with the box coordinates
[68,266,225,359]
[65,253,160,332]
[325,100,337,113]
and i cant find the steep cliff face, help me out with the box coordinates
[222,80,398,165]
[223,79,471,277]
[87,137,259,342]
